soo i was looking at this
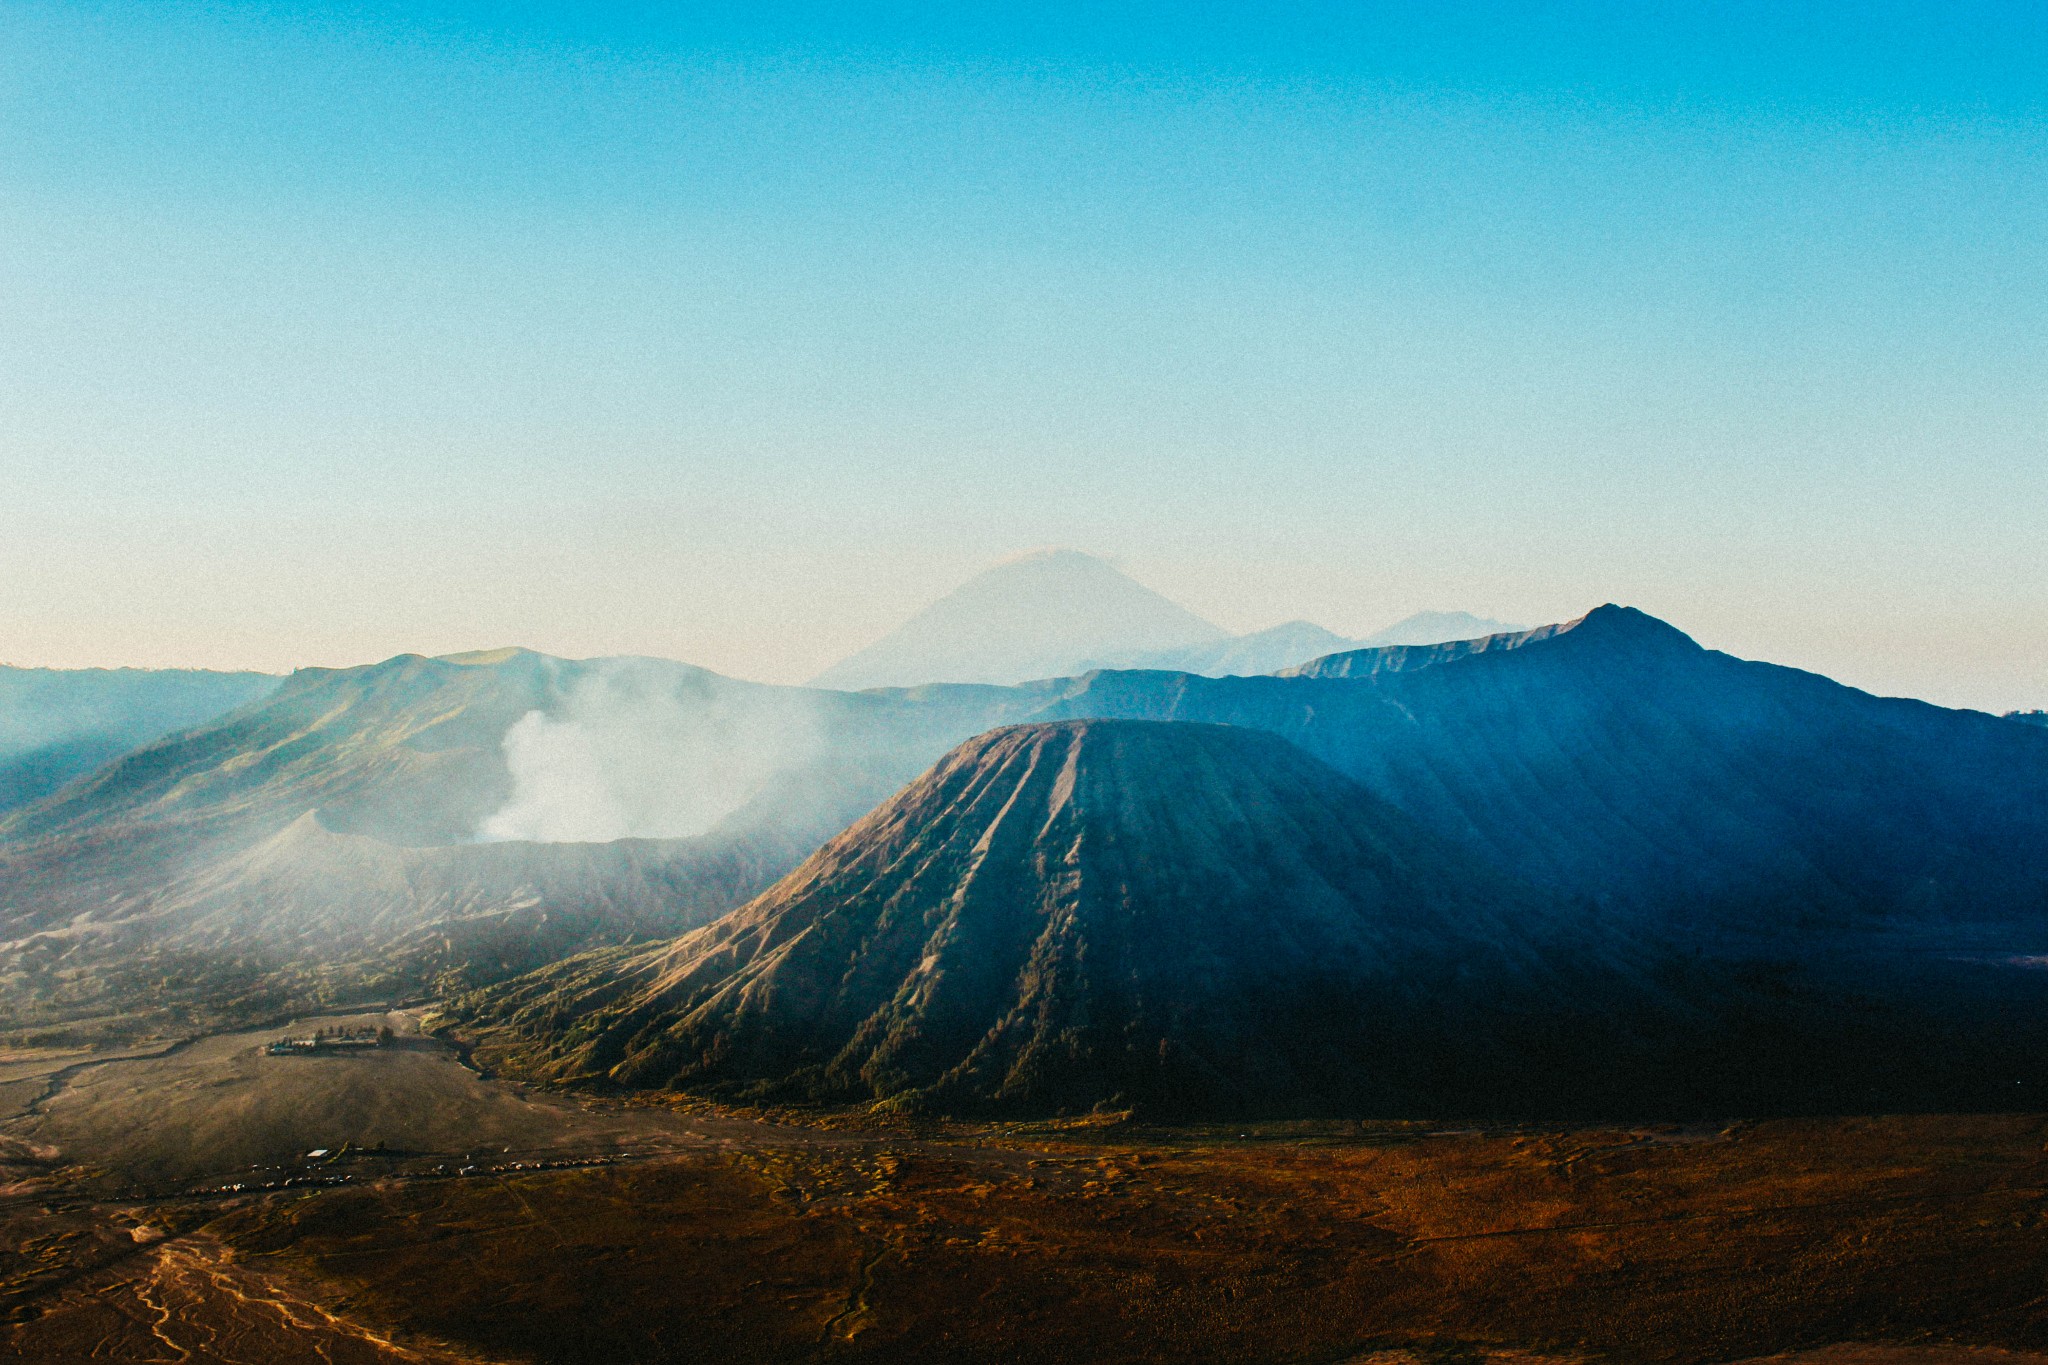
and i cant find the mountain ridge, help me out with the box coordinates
[1036,604,2048,944]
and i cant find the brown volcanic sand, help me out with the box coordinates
[11,1111,2048,1365]
[4,1009,714,1191]
[6,1229,505,1364]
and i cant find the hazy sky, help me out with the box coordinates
[2,2,2043,710]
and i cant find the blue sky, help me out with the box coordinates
[2,2,2043,708]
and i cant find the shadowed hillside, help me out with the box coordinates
[1045,606,2048,954]
[450,720,1644,1116]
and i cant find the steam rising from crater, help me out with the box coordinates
[479,661,825,843]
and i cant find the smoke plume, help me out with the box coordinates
[479,661,825,843]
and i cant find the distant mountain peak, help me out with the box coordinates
[811,551,1225,691]
[994,546,1111,568]
[1554,604,1702,652]
[1540,605,1703,663]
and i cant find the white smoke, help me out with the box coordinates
[478,661,825,844]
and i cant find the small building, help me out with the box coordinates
[264,1025,391,1056]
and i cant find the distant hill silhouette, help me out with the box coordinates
[812,550,1521,686]
[811,550,1226,690]
[1123,611,1528,677]
[0,665,278,814]
[1116,620,1358,676]
[1355,610,1522,648]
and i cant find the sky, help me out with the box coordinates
[1,1,2043,711]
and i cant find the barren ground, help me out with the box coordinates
[5,1016,2047,1364]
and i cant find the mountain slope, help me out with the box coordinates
[0,665,279,813]
[0,650,1041,1040]
[0,810,827,1038]
[0,648,1023,853]
[811,550,1225,690]
[453,720,1594,1116]
[1041,606,2048,949]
